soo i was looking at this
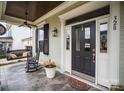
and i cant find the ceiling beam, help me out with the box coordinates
[2,1,7,15]
[0,1,7,19]
[2,14,33,25]
[0,2,2,19]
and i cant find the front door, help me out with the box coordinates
[72,21,96,81]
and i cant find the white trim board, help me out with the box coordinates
[97,17,110,87]
[109,1,120,85]
[62,14,109,71]
[63,14,110,87]
[65,15,110,27]
[60,1,120,88]
[59,1,117,88]
[59,1,110,20]
[33,1,78,25]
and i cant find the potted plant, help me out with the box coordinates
[44,59,56,78]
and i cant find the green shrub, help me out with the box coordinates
[0,54,6,59]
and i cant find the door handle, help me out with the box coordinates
[92,48,95,63]
[92,49,95,52]
[92,53,95,63]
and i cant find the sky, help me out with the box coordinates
[0,22,32,50]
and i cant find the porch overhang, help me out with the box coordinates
[0,1,78,26]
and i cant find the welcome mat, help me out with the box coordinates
[68,77,91,90]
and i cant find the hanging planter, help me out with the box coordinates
[44,59,56,78]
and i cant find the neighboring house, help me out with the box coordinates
[21,37,32,49]
[1,1,124,89]
[0,37,13,51]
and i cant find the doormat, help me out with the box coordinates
[110,85,124,91]
[68,77,91,90]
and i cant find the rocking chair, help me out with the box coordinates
[26,51,40,72]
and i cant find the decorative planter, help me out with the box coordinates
[45,67,56,78]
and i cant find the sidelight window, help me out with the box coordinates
[76,29,80,51]
[100,22,108,53]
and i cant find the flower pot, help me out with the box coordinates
[45,67,56,78]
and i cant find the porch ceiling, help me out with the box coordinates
[5,1,64,22]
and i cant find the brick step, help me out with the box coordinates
[68,77,91,90]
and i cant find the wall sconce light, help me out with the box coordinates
[52,27,58,37]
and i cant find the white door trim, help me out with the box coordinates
[59,1,120,88]
[59,1,110,74]
[62,14,110,85]
[96,17,110,87]
[109,2,120,85]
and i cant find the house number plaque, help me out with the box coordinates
[113,16,117,31]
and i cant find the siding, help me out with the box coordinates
[39,1,87,68]
[119,2,124,84]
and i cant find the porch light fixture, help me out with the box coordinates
[52,27,58,37]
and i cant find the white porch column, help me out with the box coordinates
[32,27,36,56]
[60,19,66,73]
[109,1,120,85]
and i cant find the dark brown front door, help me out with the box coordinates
[72,21,96,78]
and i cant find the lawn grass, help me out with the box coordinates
[0,54,6,59]
[0,62,18,66]
[0,60,26,67]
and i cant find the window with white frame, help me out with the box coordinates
[38,28,44,52]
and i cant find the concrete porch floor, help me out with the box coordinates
[0,62,99,91]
